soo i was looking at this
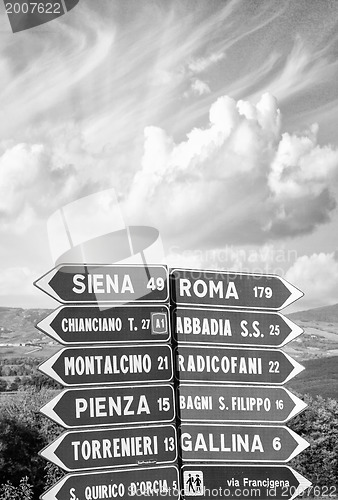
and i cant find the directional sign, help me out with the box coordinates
[40,384,176,428]
[178,384,307,423]
[40,424,178,472]
[37,305,170,345]
[41,465,180,500]
[176,346,304,385]
[39,344,173,386]
[181,465,311,500]
[180,423,309,463]
[170,268,303,310]
[173,307,303,347]
[34,264,169,304]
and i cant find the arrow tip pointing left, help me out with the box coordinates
[34,267,63,303]
[38,350,65,386]
[40,474,69,500]
[39,433,70,471]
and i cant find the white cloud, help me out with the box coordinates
[285,252,338,310]
[190,79,211,96]
[188,52,225,73]
[125,92,338,248]
[0,125,131,233]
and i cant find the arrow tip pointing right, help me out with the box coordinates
[287,427,310,461]
[279,277,304,310]
[283,352,305,383]
[286,389,308,420]
[290,469,312,500]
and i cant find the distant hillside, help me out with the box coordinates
[0,305,337,399]
[288,303,338,323]
[287,355,338,400]
[0,307,51,345]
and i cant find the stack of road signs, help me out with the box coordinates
[35,264,180,500]
[35,264,311,500]
[171,268,311,500]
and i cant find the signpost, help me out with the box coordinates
[179,423,309,462]
[178,384,307,423]
[40,424,178,472]
[173,307,303,347]
[40,384,176,428]
[41,465,180,500]
[176,345,304,385]
[39,344,173,386]
[37,304,170,345]
[35,262,309,500]
[181,465,311,500]
[34,264,169,304]
[171,269,303,310]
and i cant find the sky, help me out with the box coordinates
[0,0,338,311]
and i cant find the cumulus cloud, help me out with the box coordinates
[266,125,338,237]
[285,252,338,310]
[0,124,131,233]
[125,92,338,248]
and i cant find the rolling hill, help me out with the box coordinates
[0,303,337,399]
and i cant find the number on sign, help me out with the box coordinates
[141,319,150,329]
[253,286,273,298]
[157,397,171,411]
[147,277,165,291]
[276,400,284,410]
[269,361,280,373]
[273,437,282,450]
[269,324,280,335]
[163,437,175,452]
[157,356,169,370]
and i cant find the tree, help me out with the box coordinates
[0,477,33,500]
[289,393,338,494]
[0,388,64,499]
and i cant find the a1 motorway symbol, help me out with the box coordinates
[37,305,170,345]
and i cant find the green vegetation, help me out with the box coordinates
[0,387,337,500]
[288,356,338,400]
[290,394,338,495]
[0,306,337,499]
[0,357,60,392]
[0,388,64,499]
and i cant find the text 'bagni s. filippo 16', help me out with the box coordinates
[35,264,180,500]
[170,267,311,500]
[35,264,310,500]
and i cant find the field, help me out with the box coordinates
[0,304,338,400]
